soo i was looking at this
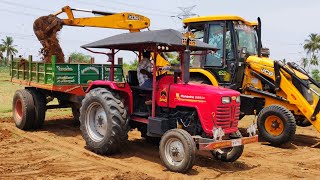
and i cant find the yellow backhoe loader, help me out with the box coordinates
[182,15,320,146]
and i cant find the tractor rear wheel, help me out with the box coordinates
[159,129,196,173]
[12,89,35,130]
[28,89,46,129]
[80,88,129,155]
[257,105,296,146]
[211,130,244,162]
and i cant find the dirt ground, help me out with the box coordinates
[1,115,320,180]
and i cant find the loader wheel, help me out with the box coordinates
[295,116,311,127]
[12,89,35,130]
[257,105,296,146]
[159,129,196,173]
[80,88,129,155]
[28,89,46,129]
[211,130,244,162]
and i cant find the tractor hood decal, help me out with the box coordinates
[175,93,206,103]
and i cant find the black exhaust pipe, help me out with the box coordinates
[257,17,262,57]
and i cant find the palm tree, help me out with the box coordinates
[303,33,320,69]
[310,54,319,68]
[301,57,309,70]
[0,36,18,66]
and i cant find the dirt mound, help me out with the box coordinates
[33,15,65,63]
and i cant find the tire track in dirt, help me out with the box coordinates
[1,123,165,179]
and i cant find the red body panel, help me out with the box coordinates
[86,80,133,114]
[156,76,240,136]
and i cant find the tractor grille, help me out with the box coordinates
[215,104,240,130]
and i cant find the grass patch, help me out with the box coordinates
[0,70,23,118]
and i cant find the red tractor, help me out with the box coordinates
[80,29,258,172]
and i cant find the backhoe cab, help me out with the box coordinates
[183,15,320,146]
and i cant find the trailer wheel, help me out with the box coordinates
[257,105,296,146]
[71,104,80,125]
[80,88,129,155]
[27,89,46,129]
[211,130,244,162]
[12,89,35,130]
[159,129,196,173]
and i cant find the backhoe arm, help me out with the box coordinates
[54,6,150,32]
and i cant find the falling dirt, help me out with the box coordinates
[1,116,320,179]
[33,15,65,63]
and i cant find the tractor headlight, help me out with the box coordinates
[236,96,241,103]
[222,97,231,104]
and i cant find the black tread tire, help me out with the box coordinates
[211,130,244,162]
[295,116,312,127]
[27,89,46,129]
[71,104,80,125]
[80,88,129,155]
[257,105,296,146]
[12,89,35,130]
[159,129,196,173]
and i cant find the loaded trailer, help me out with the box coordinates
[11,55,123,128]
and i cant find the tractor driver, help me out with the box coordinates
[137,51,153,88]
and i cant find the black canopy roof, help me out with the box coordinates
[81,29,217,52]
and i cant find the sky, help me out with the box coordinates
[0,0,319,64]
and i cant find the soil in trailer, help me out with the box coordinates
[33,15,65,63]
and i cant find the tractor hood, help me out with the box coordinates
[246,55,309,80]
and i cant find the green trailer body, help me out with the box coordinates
[11,60,123,86]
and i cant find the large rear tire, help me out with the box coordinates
[159,129,196,173]
[80,88,129,155]
[12,89,35,130]
[27,89,46,129]
[211,130,244,162]
[257,105,296,146]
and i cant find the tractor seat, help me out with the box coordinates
[127,70,139,86]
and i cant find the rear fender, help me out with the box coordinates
[86,80,133,114]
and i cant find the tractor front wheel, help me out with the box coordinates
[257,105,296,146]
[80,88,129,155]
[159,129,196,173]
[211,130,244,162]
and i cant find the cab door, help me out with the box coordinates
[204,21,237,86]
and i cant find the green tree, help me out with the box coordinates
[0,36,18,66]
[310,54,319,67]
[311,69,320,82]
[0,50,3,66]
[303,33,320,70]
[301,57,309,69]
[123,59,139,74]
[69,52,91,63]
